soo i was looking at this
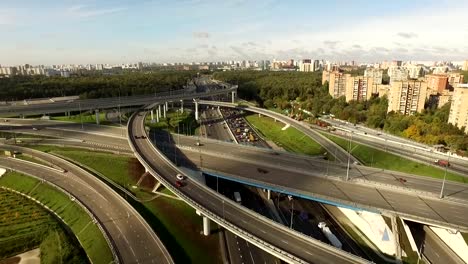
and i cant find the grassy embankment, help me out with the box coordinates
[51,112,115,126]
[323,133,467,183]
[245,114,324,156]
[0,172,111,263]
[28,145,220,264]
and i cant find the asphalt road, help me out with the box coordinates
[421,226,465,264]
[200,109,281,264]
[4,121,468,231]
[129,111,368,264]
[0,87,236,117]
[0,145,173,264]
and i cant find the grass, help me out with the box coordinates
[245,114,324,156]
[323,133,468,184]
[0,172,112,264]
[462,233,468,244]
[15,153,52,167]
[146,109,199,135]
[33,145,221,264]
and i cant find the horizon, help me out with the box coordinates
[2,0,468,65]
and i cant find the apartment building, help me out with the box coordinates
[448,84,468,133]
[345,76,374,102]
[388,66,408,83]
[328,71,350,99]
[448,73,464,88]
[387,80,428,115]
[426,74,448,95]
[364,68,383,85]
[462,60,468,71]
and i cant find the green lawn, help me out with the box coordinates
[0,172,112,264]
[245,114,324,156]
[35,146,220,264]
[323,133,467,184]
[146,109,198,135]
[15,154,51,167]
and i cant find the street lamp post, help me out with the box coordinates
[79,102,83,130]
[290,198,294,229]
[439,154,450,199]
[346,132,352,181]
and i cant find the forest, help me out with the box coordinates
[213,71,467,152]
[0,71,196,100]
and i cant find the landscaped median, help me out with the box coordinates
[245,114,324,155]
[322,132,467,184]
[27,145,221,264]
[0,171,114,264]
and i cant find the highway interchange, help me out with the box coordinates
[0,84,467,263]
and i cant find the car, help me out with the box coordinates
[175,180,183,187]
[397,177,407,183]
[134,135,140,139]
[3,119,8,122]
[257,168,269,174]
[32,127,38,131]
[176,173,185,180]
[195,141,201,146]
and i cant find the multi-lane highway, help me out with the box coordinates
[0,145,173,264]
[0,86,237,117]
[129,111,369,264]
[3,117,468,232]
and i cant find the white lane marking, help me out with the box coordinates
[281,240,289,244]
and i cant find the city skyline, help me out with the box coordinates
[2,0,468,65]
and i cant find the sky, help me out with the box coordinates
[1,0,468,65]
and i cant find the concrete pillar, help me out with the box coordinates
[203,216,210,236]
[180,100,184,113]
[95,110,100,125]
[231,91,236,104]
[267,189,271,200]
[156,108,160,122]
[150,109,154,121]
[391,215,403,263]
[165,101,168,111]
[163,103,167,118]
[194,100,199,121]
[158,105,161,118]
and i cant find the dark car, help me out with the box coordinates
[175,180,183,187]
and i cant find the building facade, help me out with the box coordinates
[345,76,374,102]
[388,66,408,83]
[448,84,468,133]
[387,80,428,115]
[426,74,448,95]
[328,72,350,99]
[364,68,383,85]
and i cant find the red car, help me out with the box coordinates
[175,180,183,187]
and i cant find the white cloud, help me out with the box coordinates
[67,5,127,18]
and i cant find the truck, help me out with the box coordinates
[318,222,342,249]
[234,192,242,204]
[434,159,450,167]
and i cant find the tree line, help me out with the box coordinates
[213,71,467,153]
[0,71,196,101]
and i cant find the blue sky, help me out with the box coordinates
[1,0,467,65]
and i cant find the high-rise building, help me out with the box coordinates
[387,66,408,83]
[405,64,424,79]
[299,59,312,72]
[426,74,448,95]
[448,84,468,133]
[328,72,350,98]
[448,73,464,87]
[345,76,374,102]
[313,60,320,71]
[387,80,428,115]
[462,60,468,71]
[364,68,383,85]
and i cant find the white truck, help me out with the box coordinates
[318,222,342,249]
[234,192,242,204]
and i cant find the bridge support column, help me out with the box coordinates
[156,107,160,122]
[203,216,211,236]
[95,110,100,125]
[163,103,167,118]
[231,91,236,104]
[194,100,199,121]
[150,109,154,121]
[165,101,169,112]
[267,189,271,200]
[180,100,184,113]
[391,215,403,263]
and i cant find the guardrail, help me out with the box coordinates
[0,167,119,264]
[128,111,370,264]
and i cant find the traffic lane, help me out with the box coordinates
[132,116,365,264]
[0,150,172,263]
[175,149,468,228]
[422,226,465,264]
[175,135,468,200]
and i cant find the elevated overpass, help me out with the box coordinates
[128,111,369,264]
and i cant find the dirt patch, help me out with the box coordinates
[0,257,20,264]
[138,173,158,190]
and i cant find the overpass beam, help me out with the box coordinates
[391,215,403,263]
[203,216,211,236]
[95,109,100,125]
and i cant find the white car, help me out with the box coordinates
[176,174,185,180]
